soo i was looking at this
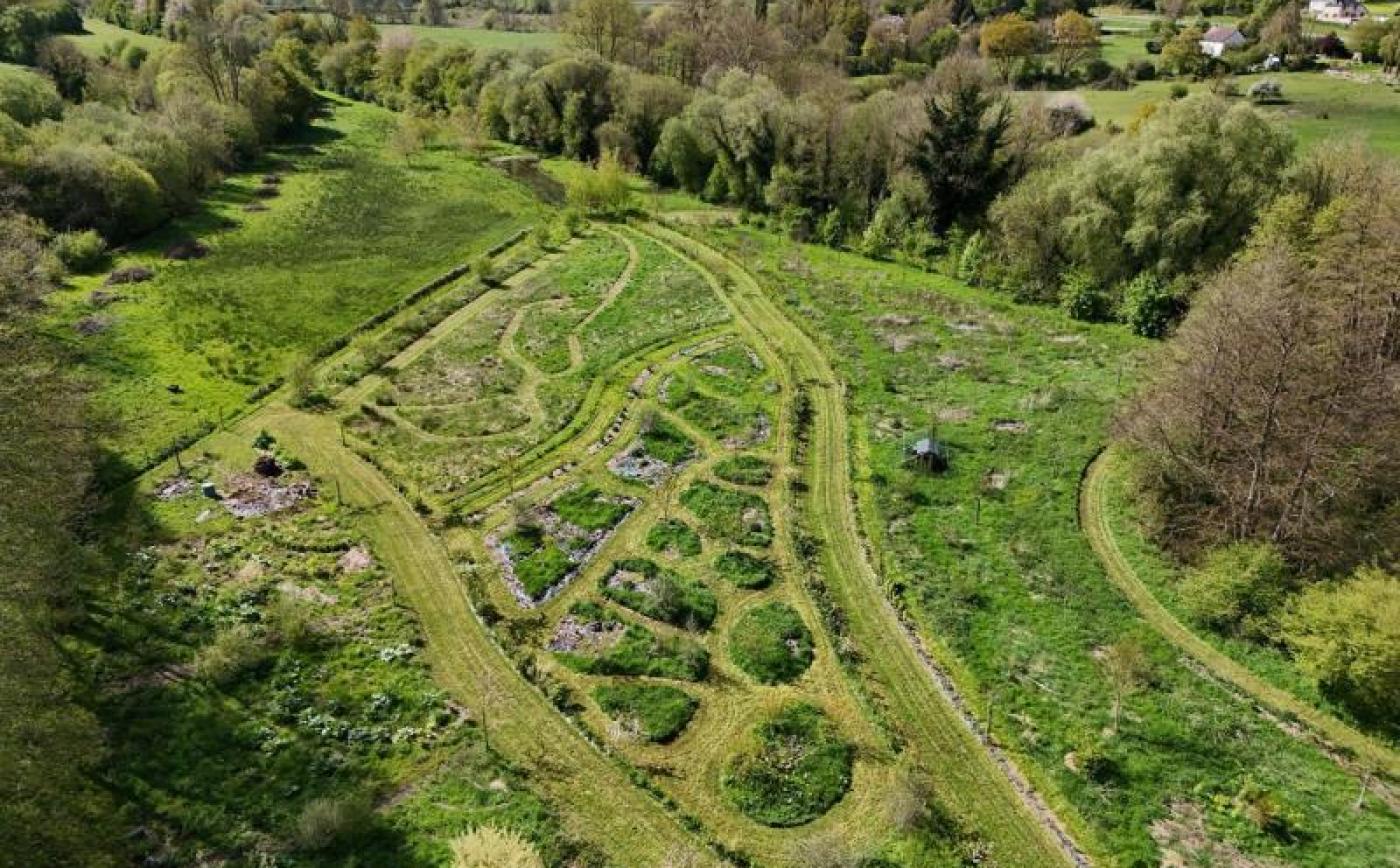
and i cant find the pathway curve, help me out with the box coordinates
[640,222,1090,868]
[1081,448,1400,784]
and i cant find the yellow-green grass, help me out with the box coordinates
[65,18,170,58]
[1046,72,1400,155]
[1083,449,1400,779]
[51,95,543,474]
[379,23,562,52]
[702,222,1400,865]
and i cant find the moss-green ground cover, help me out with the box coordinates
[681,481,773,547]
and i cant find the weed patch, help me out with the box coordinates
[554,603,708,681]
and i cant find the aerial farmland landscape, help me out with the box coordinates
[0,0,1396,865]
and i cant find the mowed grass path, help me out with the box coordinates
[52,96,542,469]
[1082,449,1400,781]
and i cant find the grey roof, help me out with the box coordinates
[1202,25,1243,42]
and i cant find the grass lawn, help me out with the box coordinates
[380,23,562,52]
[52,95,543,474]
[1052,71,1400,155]
[65,18,170,58]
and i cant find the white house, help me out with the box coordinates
[1308,0,1368,25]
[1199,25,1247,57]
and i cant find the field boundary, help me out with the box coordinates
[1080,447,1400,783]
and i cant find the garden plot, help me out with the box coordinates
[660,360,775,448]
[551,602,709,681]
[721,703,854,827]
[490,485,636,605]
[600,558,717,630]
[574,232,730,372]
[728,602,814,685]
[593,684,698,744]
[681,481,773,548]
[608,413,697,484]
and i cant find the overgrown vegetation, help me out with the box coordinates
[593,683,698,743]
[680,480,772,547]
[720,703,853,828]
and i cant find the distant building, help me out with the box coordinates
[1199,25,1247,57]
[1308,0,1368,25]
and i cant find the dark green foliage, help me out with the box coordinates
[550,485,632,531]
[555,604,709,681]
[721,703,853,827]
[503,525,574,600]
[713,550,775,590]
[680,480,772,547]
[714,454,772,487]
[1117,272,1184,338]
[729,602,813,684]
[600,558,717,630]
[593,683,698,742]
[645,518,702,557]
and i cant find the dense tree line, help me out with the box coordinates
[1,0,314,243]
[1118,145,1400,723]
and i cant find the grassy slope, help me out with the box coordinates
[701,224,1400,865]
[52,96,542,469]
[1083,449,1400,776]
[1065,73,1400,155]
[65,18,169,58]
[379,23,561,52]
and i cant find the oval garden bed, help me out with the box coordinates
[721,703,853,827]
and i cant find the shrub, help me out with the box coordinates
[1169,82,1189,99]
[50,229,107,273]
[1059,268,1111,322]
[1180,542,1292,641]
[26,143,166,241]
[451,825,544,868]
[729,602,813,684]
[566,150,634,219]
[0,66,62,125]
[293,795,375,852]
[1282,567,1400,725]
[1116,272,1183,338]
